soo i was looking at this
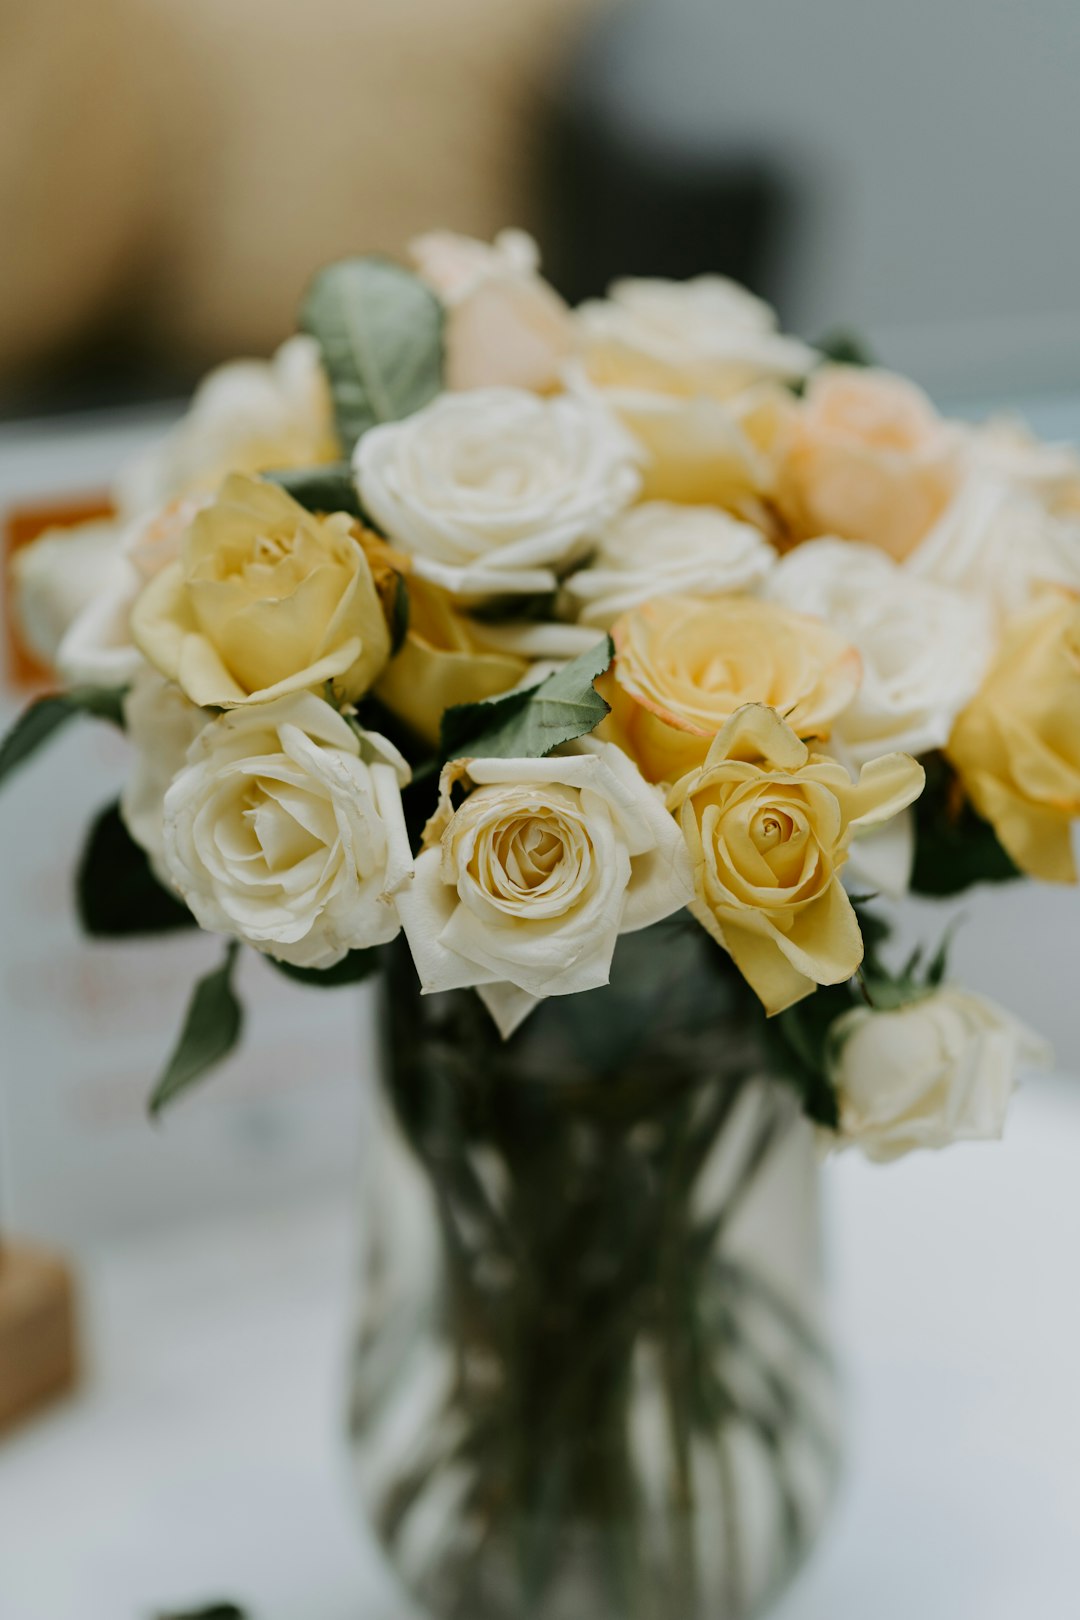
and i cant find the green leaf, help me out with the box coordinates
[0,686,125,790]
[767,985,851,1129]
[266,949,380,988]
[926,916,963,987]
[813,328,875,368]
[299,257,444,451]
[77,801,197,937]
[441,636,614,761]
[911,753,1019,897]
[150,943,244,1117]
[263,461,365,519]
[156,1607,247,1620]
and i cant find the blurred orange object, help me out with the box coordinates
[3,495,113,692]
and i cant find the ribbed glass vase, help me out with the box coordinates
[350,917,841,1620]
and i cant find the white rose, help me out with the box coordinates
[765,538,993,767]
[828,988,1053,1163]
[11,517,127,669]
[576,276,815,400]
[120,669,207,885]
[410,228,574,394]
[115,336,338,517]
[908,475,1080,622]
[354,387,642,599]
[564,501,776,627]
[161,693,413,969]
[56,497,206,689]
[964,414,1080,497]
[396,737,694,1036]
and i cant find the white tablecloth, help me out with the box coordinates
[1,1075,1078,1620]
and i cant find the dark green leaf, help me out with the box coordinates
[150,943,244,1117]
[266,949,380,988]
[156,1607,247,1620]
[926,917,964,987]
[911,753,1019,896]
[0,686,125,789]
[441,636,614,761]
[299,257,444,451]
[767,986,851,1129]
[263,461,365,519]
[814,328,875,368]
[77,801,197,937]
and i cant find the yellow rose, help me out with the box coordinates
[777,365,960,560]
[947,591,1080,883]
[599,593,862,784]
[375,575,603,746]
[375,577,528,746]
[667,704,925,1015]
[598,381,791,512]
[131,473,391,708]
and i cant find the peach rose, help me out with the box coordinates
[599,593,862,784]
[410,228,574,394]
[777,365,960,560]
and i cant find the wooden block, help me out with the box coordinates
[0,1244,78,1434]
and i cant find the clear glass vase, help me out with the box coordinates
[350,917,841,1620]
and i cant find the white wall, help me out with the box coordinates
[589,0,1080,398]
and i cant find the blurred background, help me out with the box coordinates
[6,0,1080,417]
[1,5,1078,1615]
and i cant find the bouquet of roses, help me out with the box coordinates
[5,230,1075,1153]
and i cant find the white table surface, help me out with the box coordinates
[1,1075,1079,1620]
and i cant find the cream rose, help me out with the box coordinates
[564,501,776,628]
[600,593,862,784]
[120,669,206,885]
[131,474,391,708]
[116,336,339,517]
[11,517,128,671]
[776,365,961,560]
[946,591,1080,883]
[410,228,574,394]
[828,989,1052,1163]
[667,704,924,1015]
[395,738,693,1036]
[576,276,815,401]
[353,387,642,599]
[161,693,413,969]
[765,539,993,767]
